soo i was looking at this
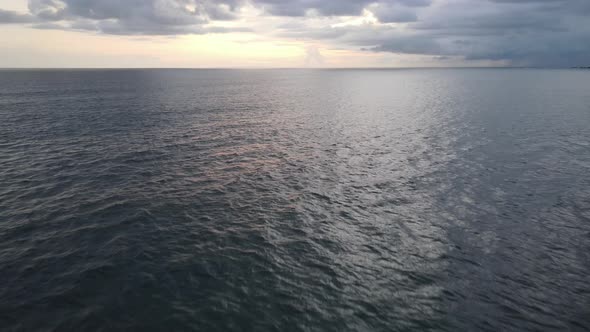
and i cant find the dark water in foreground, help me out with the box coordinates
[1,69,589,331]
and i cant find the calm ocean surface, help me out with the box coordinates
[0,69,589,331]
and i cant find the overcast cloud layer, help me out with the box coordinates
[1,0,589,66]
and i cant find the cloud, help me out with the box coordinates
[304,45,324,66]
[0,9,35,23]
[252,0,374,16]
[269,0,590,66]
[249,0,432,17]
[5,0,246,35]
[369,3,419,23]
[1,0,589,66]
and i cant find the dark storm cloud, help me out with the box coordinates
[2,0,245,34]
[399,0,590,66]
[371,3,420,23]
[0,0,433,30]
[0,0,588,66]
[252,0,431,16]
[272,0,590,66]
[0,9,35,23]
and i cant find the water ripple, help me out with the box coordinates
[1,69,589,331]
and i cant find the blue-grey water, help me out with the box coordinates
[1,69,589,331]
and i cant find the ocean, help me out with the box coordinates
[1,69,589,331]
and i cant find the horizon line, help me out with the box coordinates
[0,66,580,70]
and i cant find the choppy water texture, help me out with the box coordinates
[1,69,590,331]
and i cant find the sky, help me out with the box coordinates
[0,0,588,68]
